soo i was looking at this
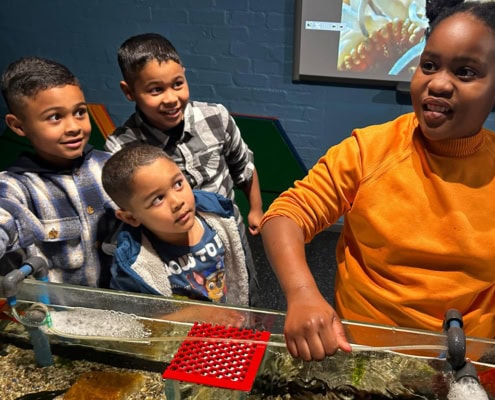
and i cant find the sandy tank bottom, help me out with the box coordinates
[0,343,167,400]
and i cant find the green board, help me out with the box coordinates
[232,114,307,218]
[0,127,33,171]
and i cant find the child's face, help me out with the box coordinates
[411,13,495,141]
[7,85,91,167]
[122,59,189,131]
[120,157,197,244]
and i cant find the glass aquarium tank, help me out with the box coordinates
[2,278,495,399]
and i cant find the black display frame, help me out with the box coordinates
[292,0,427,90]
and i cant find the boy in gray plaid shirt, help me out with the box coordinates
[0,57,116,287]
[105,33,262,305]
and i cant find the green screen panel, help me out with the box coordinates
[232,114,307,220]
[0,128,33,171]
[233,114,307,193]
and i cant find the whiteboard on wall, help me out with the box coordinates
[292,0,427,88]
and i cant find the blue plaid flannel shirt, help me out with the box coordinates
[0,146,116,287]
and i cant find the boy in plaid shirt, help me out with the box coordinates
[105,33,262,305]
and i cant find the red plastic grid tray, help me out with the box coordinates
[162,322,271,392]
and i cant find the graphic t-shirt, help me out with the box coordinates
[147,217,227,303]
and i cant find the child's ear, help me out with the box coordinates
[119,81,135,102]
[115,209,141,227]
[5,114,26,137]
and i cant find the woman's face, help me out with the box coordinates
[411,13,495,141]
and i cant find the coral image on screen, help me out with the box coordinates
[294,0,495,85]
[338,0,427,77]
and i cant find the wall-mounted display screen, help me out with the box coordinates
[293,0,427,87]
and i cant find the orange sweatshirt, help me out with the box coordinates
[261,112,495,338]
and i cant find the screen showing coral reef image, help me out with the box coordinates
[293,0,427,86]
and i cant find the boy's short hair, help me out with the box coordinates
[117,33,183,86]
[1,56,79,115]
[102,143,173,209]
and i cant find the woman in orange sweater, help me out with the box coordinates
[261,0,495,361]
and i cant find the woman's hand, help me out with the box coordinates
[284,288,351,361]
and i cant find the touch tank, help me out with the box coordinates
[2,278,495,399]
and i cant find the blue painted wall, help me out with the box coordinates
[2,0,495,168]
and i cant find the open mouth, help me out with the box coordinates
[423,104,451,114]
[161,108,181,118]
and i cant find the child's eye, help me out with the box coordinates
[75,107,88,118]
[149,87,163,94]
[151,195,164,206]
[173,80,184,89]
[173,179,184,190]
[47,114,62,121]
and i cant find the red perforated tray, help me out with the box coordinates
[162,322,271,391]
